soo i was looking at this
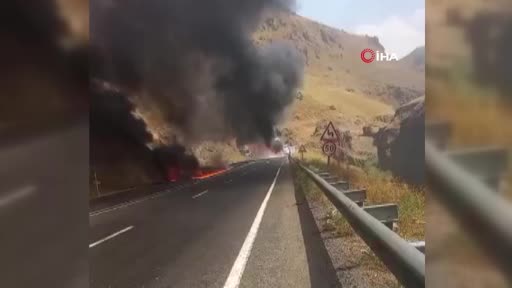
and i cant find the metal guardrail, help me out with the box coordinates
[425,121,452,149]
[426,140,512,279]
[447,147,508,190]
[294,160,425,288]
[294,120,510,286]
[363,203,399,229]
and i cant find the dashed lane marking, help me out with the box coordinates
[89,226,134,248]
[192,190,209,199]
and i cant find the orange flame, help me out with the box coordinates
[167,166,180,182]
[192,168,228,180]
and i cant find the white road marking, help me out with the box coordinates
[0,185,36,208]
[223,165,282,288]
[89,187,185,217]
[192,190,209,199]
[89,162,255,217]
[89,181,201,217]
[89,226,134,248]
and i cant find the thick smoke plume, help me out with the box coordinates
[91,81,153,146]
[91,0,303,146]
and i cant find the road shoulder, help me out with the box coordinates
[239,162,340,288]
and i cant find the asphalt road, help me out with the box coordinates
[0,123,89,288]
[89,157,340,288]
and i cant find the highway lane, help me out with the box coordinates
[239,162,340,288]
[0,123,89,288]
[89,157,339,288]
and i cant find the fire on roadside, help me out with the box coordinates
[192,167,229,180]
[166,166,228,182]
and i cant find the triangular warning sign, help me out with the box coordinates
[320,121,339,142]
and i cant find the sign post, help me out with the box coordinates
[322,141,336,165]
[299,145,307,161]
[320,121,340,166]
[93,171,101,196]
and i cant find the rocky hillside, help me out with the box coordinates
[255,11,425,158]
[373,97,425,185]
[254,11,425,107]
[399,46,426,72]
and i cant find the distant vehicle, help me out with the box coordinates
[283,144,295,155]
[239,145,251,156]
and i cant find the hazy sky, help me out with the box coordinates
[296,0,425,58]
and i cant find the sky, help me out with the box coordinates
[296,0,425,58]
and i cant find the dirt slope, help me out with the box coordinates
[255,11,424,156]
[399,46,425,72]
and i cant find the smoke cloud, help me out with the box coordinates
[91,0,303,146]
[91,80,153,146]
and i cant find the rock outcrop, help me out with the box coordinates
[362,125,380,137]
[373,97,425,185]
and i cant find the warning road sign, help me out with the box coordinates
[322,142,336,156]
[320,121,339,143]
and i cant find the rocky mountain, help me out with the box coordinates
[256,11,425,157]
[373,97,425,185]
[254,11,425,107]
[399,46,426,72]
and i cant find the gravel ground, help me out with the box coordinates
[426,196,508,288]
[303,188,398,287]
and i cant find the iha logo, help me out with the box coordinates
[360,48,398,63]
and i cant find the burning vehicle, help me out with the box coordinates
[90,0,303,187]
[153,144,229,182]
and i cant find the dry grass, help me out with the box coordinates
[322,206,353,238]
[301,74,394,118]
[425,1,512,285]
[428,81,512,199]
[428,83,512,147]
[303,157,426,240]
[254,11,424,92]
[291,163,400,287]
[292,166,353,237]
[255,10,422,155]
[283,76,393,152]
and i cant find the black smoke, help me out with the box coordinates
[154,145,200,180]
[91,81,153,146]
[91,81,199,179]
[90,0,303,146]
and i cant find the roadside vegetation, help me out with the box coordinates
[428,82,512,199]
[291,160,412,287]
[295,156,425,240]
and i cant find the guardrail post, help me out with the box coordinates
[293,159,425,287]
[409,241,425,253]
[329,181,349,191]
[322,175,338,182]
[447,147,508,191]
[426,141,512,280]
[363,204,399,230]
[426,121,452,149]
[343,189,366,207]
